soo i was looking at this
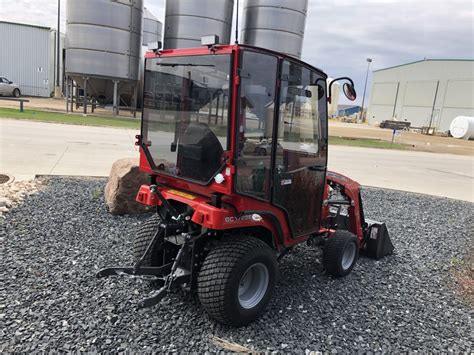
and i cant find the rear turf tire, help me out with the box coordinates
[133,214,162,266]
[198,236,278,326]
[323,230,359,277]
[13,89,20,98]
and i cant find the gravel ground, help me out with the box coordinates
[1,177,472,352]
[0,179,43,218]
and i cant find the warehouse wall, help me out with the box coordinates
[367,60,474,132]
[0,22,53,97]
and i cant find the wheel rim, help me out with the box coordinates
[341,242,356,270]
[238,263,269,309]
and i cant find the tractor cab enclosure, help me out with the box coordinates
[139,44,329,243]
[98,44,392,327]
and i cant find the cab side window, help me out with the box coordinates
[235,51,278,200]
[276,61,324,172]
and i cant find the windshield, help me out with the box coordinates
[142,55,231,183]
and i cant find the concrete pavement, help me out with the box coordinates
[1,119,473,202]
[328,146,473,202]
[0,119,138,180]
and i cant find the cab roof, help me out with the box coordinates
[145,44,327,78]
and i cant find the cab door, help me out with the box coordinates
[272,60,328,237]
[234,50,279,201]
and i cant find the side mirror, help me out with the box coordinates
[343,83,357,101]
[9,81,13,84]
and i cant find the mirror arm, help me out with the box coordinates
[328,77,355,103]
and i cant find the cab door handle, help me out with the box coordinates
[308,165,326,172]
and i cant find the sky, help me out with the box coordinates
[0,0,473,105]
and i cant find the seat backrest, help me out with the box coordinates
[177,122,224,182]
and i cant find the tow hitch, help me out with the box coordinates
[97,227,202,308]
[97,185,200,308]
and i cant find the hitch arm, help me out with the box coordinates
[133,226,165,272]
[137,274,189,308]
[138,243,189,309]
[96,264,172,279]
[139,285,168,308]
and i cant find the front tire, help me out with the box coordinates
[198,236,278,326]
[323,230,359,277]
[13,89,20,98]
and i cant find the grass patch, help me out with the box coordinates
[0,108,140,129]
[91,189,103,200]
[1,107,410,151]
[450,249,473,307]
[0,107,231,136]
[329,136,410,150]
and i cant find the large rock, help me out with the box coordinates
[104,158,150,215]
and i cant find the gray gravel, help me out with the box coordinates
[1,177,472,352]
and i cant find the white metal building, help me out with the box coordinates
[367,59,474,132]
[0,21,64,97]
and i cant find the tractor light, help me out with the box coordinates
[148,41,162,53]
[214,173,225,184]
[201,35,220,47]
[252,214,263,222]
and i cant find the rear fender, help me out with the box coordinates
[225,226,276,250]
[136,185,283,249]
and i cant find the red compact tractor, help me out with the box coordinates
[98,40,393,326]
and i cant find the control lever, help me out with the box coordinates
[308,165,326,172]
[150,185,179,219]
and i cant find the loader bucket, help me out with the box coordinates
[363,221,394,260]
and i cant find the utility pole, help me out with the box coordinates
[359,57,372,123]
[54,0,62,99]
[235,0,239,44]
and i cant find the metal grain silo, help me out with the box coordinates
[138,8,162,108]
[143,7,163,46]
[163,0,234,49]
[65,0,143,114]
[327,78,340,118]
[241,0,308,58]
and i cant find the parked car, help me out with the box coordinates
[0,77,21,97]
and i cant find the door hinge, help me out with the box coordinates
[135,134,142,146]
